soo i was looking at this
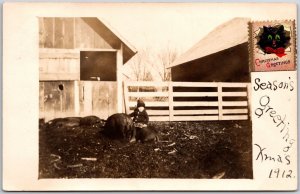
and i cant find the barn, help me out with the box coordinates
[153,17,252,121]
[39,17,137,121]
[169,17,250,82]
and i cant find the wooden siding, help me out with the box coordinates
[40,81,75,119]
[79,81,117,120]
[75,18,113,49]
[39,17,120,81]
[39,18,112,50]
[40,81,117,121]
[171,43,250,82]
[92,81,117,119]
[39,49,80,81]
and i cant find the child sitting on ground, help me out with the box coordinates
[129,99,149,142]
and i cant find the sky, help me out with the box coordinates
[21,2,296,79]
[94,3,296,54]
[88,3,296,79]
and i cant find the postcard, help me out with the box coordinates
[2,2,297,191]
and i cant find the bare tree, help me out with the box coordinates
[126,49,153,92]
[128,44,179,82]
[151,45,179,81]
[130,53,143,81]
[129,50,153,82]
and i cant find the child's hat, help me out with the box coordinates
[137,99,145,107]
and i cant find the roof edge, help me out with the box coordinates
[97,17,138,54]
[168,17,251,68]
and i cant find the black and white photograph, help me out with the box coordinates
[38,15,252,179]
[3,2,297,191]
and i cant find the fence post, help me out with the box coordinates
[217,82,223,120]
[168,81,174,122]
[40,82,45,119]
[123,81,130,114]
[247,83,252,120]
[74,80,80,116]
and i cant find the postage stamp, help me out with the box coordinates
[249,20,296,72]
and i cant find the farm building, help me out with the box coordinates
[39,17,137,121]
[169,17,250,82]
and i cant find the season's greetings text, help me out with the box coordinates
[254,77,296,179]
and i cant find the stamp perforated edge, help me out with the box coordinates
[248,20,296,72]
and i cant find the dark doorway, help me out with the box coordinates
[80,51,117,81]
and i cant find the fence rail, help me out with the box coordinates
[124,81,251,121]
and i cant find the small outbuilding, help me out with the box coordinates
[39,17,137,120]
[169,18,250,83]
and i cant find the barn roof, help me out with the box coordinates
[82,17,137,64]
[169,17,250,68]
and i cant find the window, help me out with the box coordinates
[80,51,117,81]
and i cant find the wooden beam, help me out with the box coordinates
[83,81,92,115]
[39,52,79,59]
[172,82,218,87]
[221,82,249,87]
[222,92,247,97]
[174,109,218,115]
[146,110,170,115]
[173,101,219,107]
[221,115,248,120]
[74,81,80,116]
[168,81,174,121]
[116,44,123,113]
[123,81,130,114]
[39,82,45,118]
[222,109,248,114]
[52,18,55,47]
[142,109,221,116]
[128,92,169,97]
[247,83,252,120]
[39,73,80,81]
[222,101,248,106]
[173,115,219,121]
[73,18,76,49]
[128,101,169,107]
[149,116,170,122]
[126,81,169,87]
[217,83,223,120]
[173,92,218,97]
[149,115,220,122]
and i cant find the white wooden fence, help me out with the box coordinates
[124,81,251,121]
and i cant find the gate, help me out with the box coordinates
[124,81,251,121]
[39,81,118,121]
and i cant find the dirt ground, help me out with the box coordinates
[39,120,252,179]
